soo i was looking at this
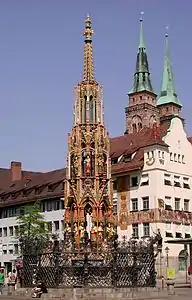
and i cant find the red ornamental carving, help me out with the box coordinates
[74,205,78,219]
[65,207,71,220]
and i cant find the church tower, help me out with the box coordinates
[64,16,115,249]
[157,30,182,124]
[125,14,159,133]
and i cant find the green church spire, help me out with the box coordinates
[129,13,154,95]
[157,29,182,107]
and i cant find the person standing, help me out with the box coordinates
[0,269,5,295]
[7,269,17,294]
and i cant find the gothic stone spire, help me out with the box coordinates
[83,15,95,83]
[64,17,115,250]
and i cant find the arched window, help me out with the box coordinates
[84,95,87,122]
[80,100,83,123]
[138,122,142,130]
[132,123,137,132]
[89,95,93,123]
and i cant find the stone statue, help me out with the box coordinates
[74,222,79,240]
[79,222,85,240]
[106,223,114,241]
[98,222,104,242]
[72,155,78,176]
[85,154,91,174]
[98,153,105,174]
[90,223,97,242]
[65,223,71,240]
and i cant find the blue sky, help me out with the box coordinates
[0,1,191,171]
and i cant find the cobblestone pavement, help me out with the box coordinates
[0,287,192,300]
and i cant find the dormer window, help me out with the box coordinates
[123,154,132,163]
[111,158,118,165]
[140,174,149,186]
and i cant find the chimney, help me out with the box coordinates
[11,161,22,181]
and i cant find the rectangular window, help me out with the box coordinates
[54,221,59,231]
[113,180,117,191]
[54,201,60,211]
[113,198,118,215]
[183,177,190,189]
[174,176,181,187]
[175,198,180,210]
[131,198,138,211]
[61,220,64,231]
[9,226,13,236]
[140,174,149,186]
[0,228,2,237]
[41,202,46,212]
[14,226,19,236]
[184,199,189,211]
[131,176,138,187]
[164,174,171,186]
[3,227,7,237]
[143,223,150,237]
[142,197,149,210]
[47,201,52,212]
[60,200,64,209]
[3,250,7,255]
[14,244,19,255]
[176,232,182,238]
[165,222,172,231]
[132,224,139,238]
[164,196,172,210]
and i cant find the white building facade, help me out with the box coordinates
[0,198,65,273]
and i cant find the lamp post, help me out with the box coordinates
[165,247,170,268]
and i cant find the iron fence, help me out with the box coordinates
[23,237,158,288]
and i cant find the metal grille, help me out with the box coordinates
[23,238,157,288]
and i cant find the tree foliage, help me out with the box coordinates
[16,201,50,255]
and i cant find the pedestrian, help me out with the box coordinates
[8,269,17,292]
[0,268,5,295]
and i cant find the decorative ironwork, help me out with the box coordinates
[23,234,161,288]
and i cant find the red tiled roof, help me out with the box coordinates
[188,136,192,145]
[0,124,181,206]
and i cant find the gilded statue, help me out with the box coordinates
[90,223,97,242]
[98,222,104,242]
[98,153,105,174]
[106,223,114,241]
[65,223,71,239]
[79,222,85,240]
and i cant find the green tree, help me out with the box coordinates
[16,201,50,255]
